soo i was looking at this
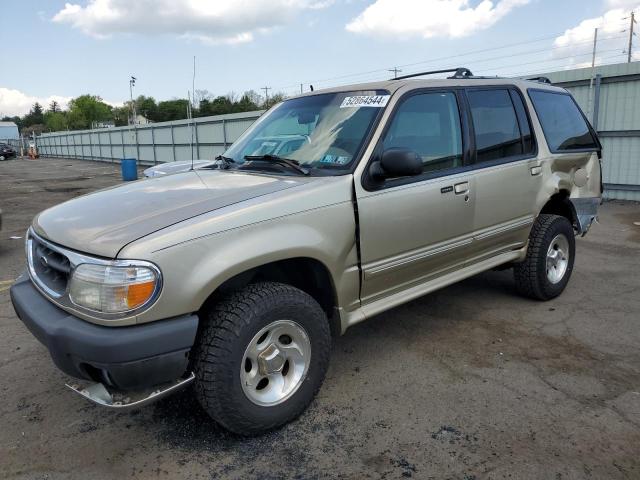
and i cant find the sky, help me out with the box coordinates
[1,0,638,117]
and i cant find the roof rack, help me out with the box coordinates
[392,67,474,81]
[526,76,552,84]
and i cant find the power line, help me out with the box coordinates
[269,31,574,91]
[506,52,627,77]
[318,40,625,88]
[474,48,622,75]
[388,67,402,79]
[277,33,626,92]
[267,24,631,96]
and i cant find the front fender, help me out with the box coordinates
[132,202,359,325]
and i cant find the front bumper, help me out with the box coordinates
[10,273,199,391]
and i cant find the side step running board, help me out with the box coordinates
[65,372,195,410]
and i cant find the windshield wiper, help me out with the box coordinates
[243,154,310,176]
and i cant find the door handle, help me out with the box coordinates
[530,166,542,176]
[454,182,469,195]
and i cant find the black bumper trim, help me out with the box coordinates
[10,273,199,390]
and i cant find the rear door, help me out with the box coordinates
[463,87,541,264]
[355,90,476,304]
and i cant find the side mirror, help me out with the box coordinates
[371,148,422,180]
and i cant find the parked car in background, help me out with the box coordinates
[0,143,16,160]
[11,68,602,436]
[143,134,309,177]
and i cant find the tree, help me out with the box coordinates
[234,91,260,113]
[196,96,233,117]
[156,99,190,122]
[21,123,46,137]
[44,111,67,132]
[112,106,130,127]
[135,95,158,122]
[23,102,44,127]
[48,100,60,113]
[194,89,213,106]
[263,92,286,109]
[67,95,112,129]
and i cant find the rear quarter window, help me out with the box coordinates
[528,90,598,152]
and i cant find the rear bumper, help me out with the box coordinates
[10,273,199,390]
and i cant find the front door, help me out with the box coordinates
[355,90,476,305]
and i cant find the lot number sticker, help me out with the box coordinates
[340,95,390,108]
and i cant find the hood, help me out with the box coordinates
[33,170,304,258]
[143,160,215,177]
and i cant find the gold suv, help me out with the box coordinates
[11,68,602,435]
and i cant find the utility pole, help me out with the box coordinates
[128,76,137,126]
[129,76,138,161]
[388,67,402,78]
[587,28,598,120]
[592,27,598,68]
[300,83,304,94]
[262,86,271,105]
[627,11,636,63]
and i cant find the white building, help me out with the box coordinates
[0,121,19,141]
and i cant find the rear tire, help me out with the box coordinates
[193,282,331,436]
[514,214,575,301]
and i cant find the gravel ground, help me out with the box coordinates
[1,157,639,480]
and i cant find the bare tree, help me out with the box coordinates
[194,89,213,106]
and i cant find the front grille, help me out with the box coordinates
[28,234,71,297]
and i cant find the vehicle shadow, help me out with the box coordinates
[148,269,516,421]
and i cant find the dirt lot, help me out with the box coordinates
[1,157,639,480]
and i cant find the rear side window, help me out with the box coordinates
[528,90,598,152]
[467,89,533,163]
[382,92,463,174]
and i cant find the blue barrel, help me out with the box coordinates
[121,158,138,181]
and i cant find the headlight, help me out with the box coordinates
[69,264,160,313]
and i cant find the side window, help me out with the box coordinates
[528,90,598,152]
[509,90,535,155]
[382,92,463,174]
[467,89,525,163]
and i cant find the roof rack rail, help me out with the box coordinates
[392,67,474,81]
[526,76,552,84]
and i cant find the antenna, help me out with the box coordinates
[188,91,194,170]
[628,11,636,63]
[190,56,196,171]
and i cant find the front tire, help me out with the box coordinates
[193,282,331,436]
[514,214,576,301]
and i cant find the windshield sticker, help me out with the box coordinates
[340,95,390,108]
[320,154,351,165]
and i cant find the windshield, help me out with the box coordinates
[223,90,389,175]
